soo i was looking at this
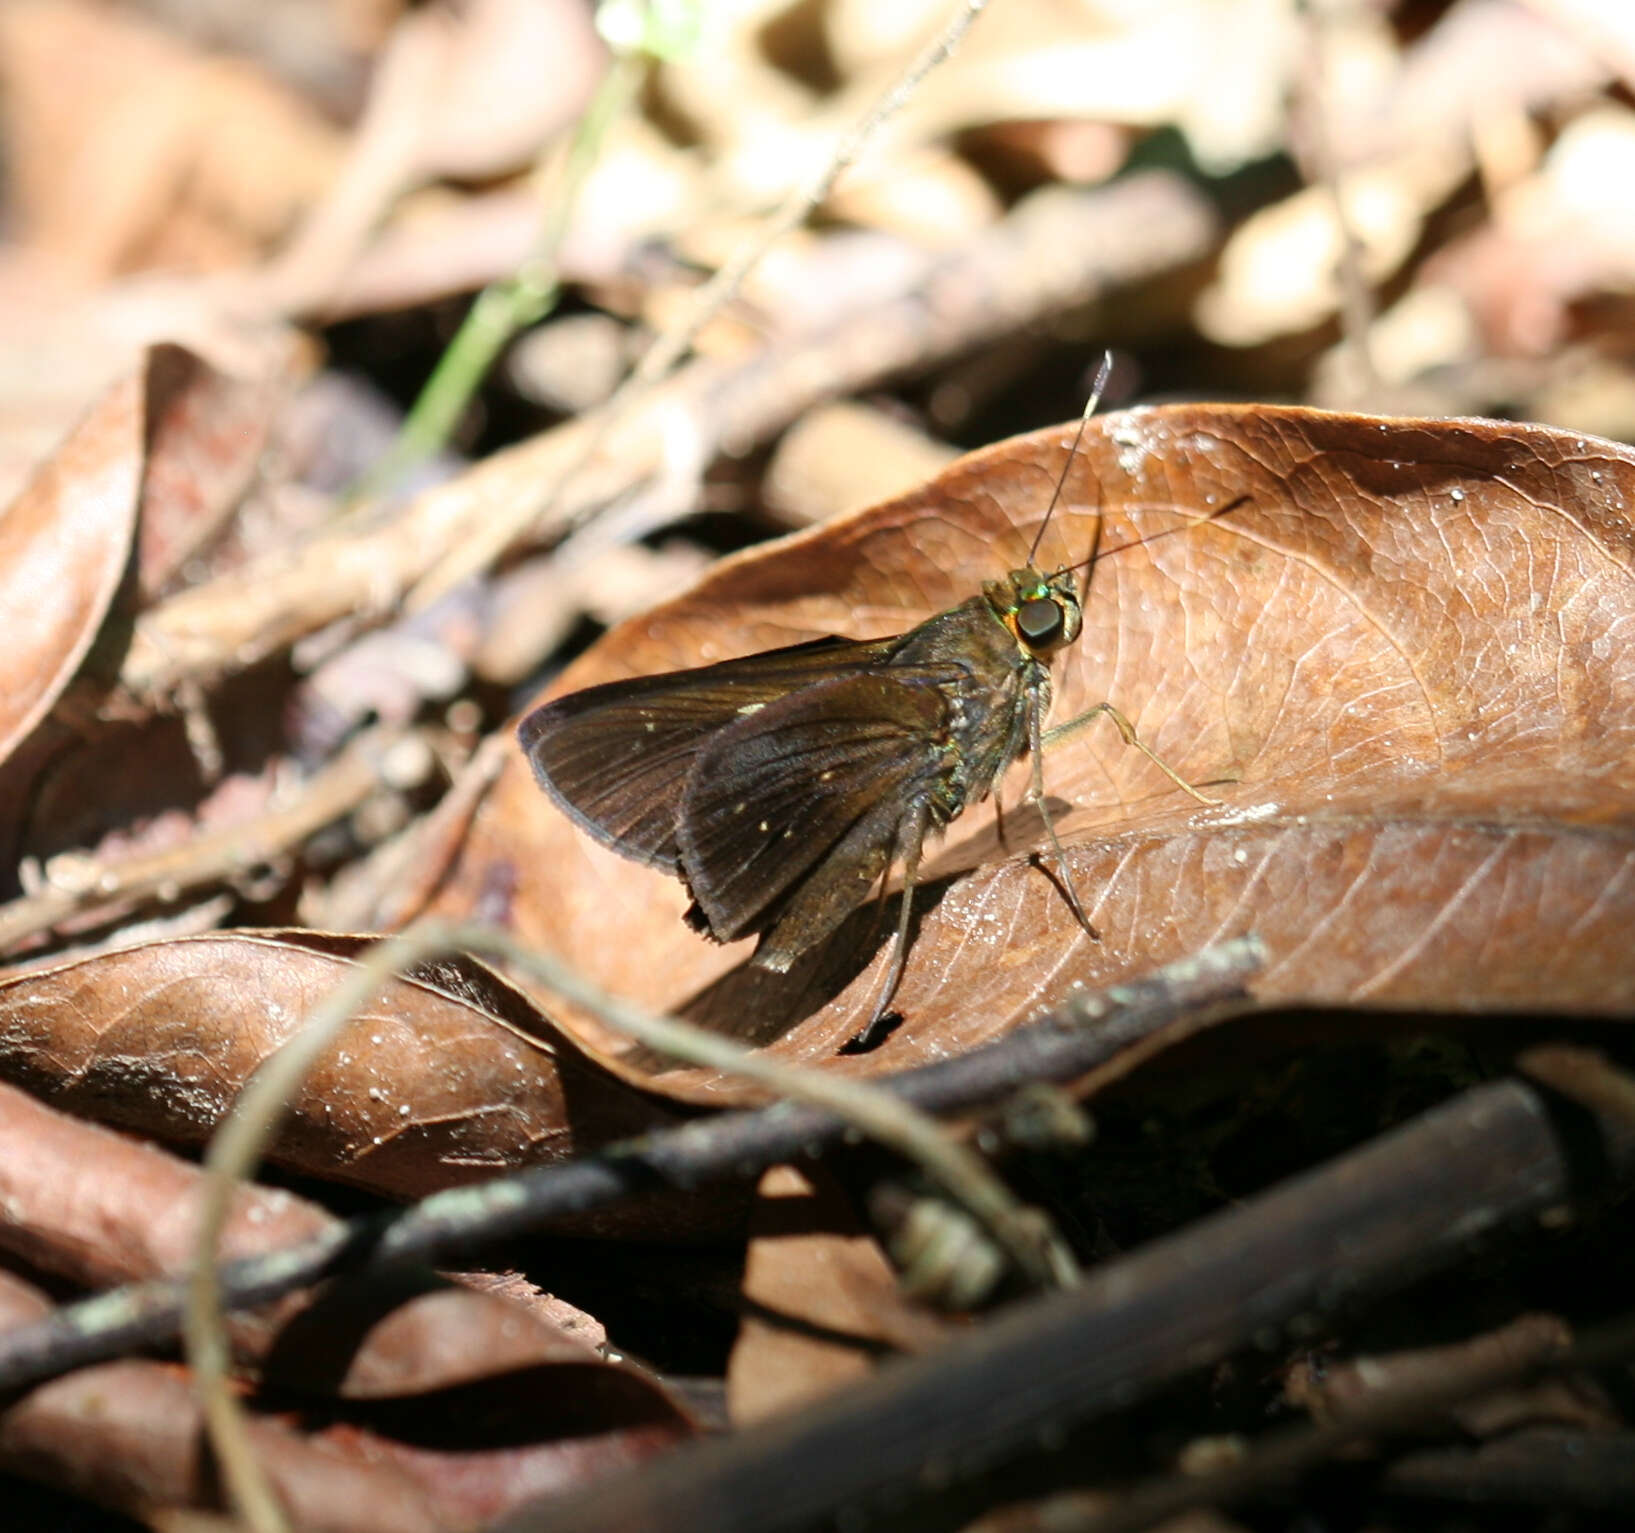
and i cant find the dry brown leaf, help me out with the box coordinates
[0,931,669,1199]
[0,340,293,775]
[437,405,1635,1104]
[0,1073,328,1294]
[0,1077,620,1389]
[0,363,143,767]
[0,1260,690,1530]
[133,342,289,601]
[0,345,311,935]
[0,1267,444,1533]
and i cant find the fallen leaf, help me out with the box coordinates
[134,342,289,600]
[442,405,1635,1103]
[0,1071,326,1291]
[0,363,143,768]
[0,1076,620,1384]
[0,340,295,808]
[0,1259,690,1531]
[0,1270,443,1533]
[0,931,671,1200]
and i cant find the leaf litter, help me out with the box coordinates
[4,2,1635,1527]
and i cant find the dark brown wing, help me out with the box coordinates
[675,669,959,964]
[517,635,902,871]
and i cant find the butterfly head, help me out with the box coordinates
[988,565,1083,659]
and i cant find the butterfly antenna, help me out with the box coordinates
[1027,351,1114,568]
[1063,492,1253,580]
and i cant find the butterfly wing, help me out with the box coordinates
[676,669,960,965]
[518,635,902,871]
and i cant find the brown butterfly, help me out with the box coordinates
[520,402,1231,1027]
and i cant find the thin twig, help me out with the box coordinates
[1045,1314,1635,1533]
[0,936,1259,1398]
[408,0,999,608]
[0,729,425,958]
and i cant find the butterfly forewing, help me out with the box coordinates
[676,670,956,957]
[519,634,902,870]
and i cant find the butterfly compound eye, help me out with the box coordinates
[1016,596,1065,646]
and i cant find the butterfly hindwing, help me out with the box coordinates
[676,669,960,960]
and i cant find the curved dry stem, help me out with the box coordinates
[184,914,1077,1527]
[183,930,437,1533]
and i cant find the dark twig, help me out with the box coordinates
[1381,1423,1635,1510]
[1037,1315,1635,1533]
[493,1075,1632,1533]
[0,937,1260,1395]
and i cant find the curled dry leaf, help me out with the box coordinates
[440,405,1635,1103]
[0,1074,330,1356]
[132,341,288,601]
[0,362,142,767]
[0,931,670,1200]
[0,1075,698,1508]
[257,1275,696,1509]
[0,1271,445,1533]
[0,342,291,866]
[0,1262,689,1531]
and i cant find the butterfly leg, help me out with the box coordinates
[860,803,931,1038]
[1042,702,1219,805]
[1028,702,1100,942]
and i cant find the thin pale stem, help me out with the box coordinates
[409,0,997,606]
[358,51,646,503]
[185,918,1080,1524]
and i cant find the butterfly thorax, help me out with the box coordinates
[878,564,1082,826]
